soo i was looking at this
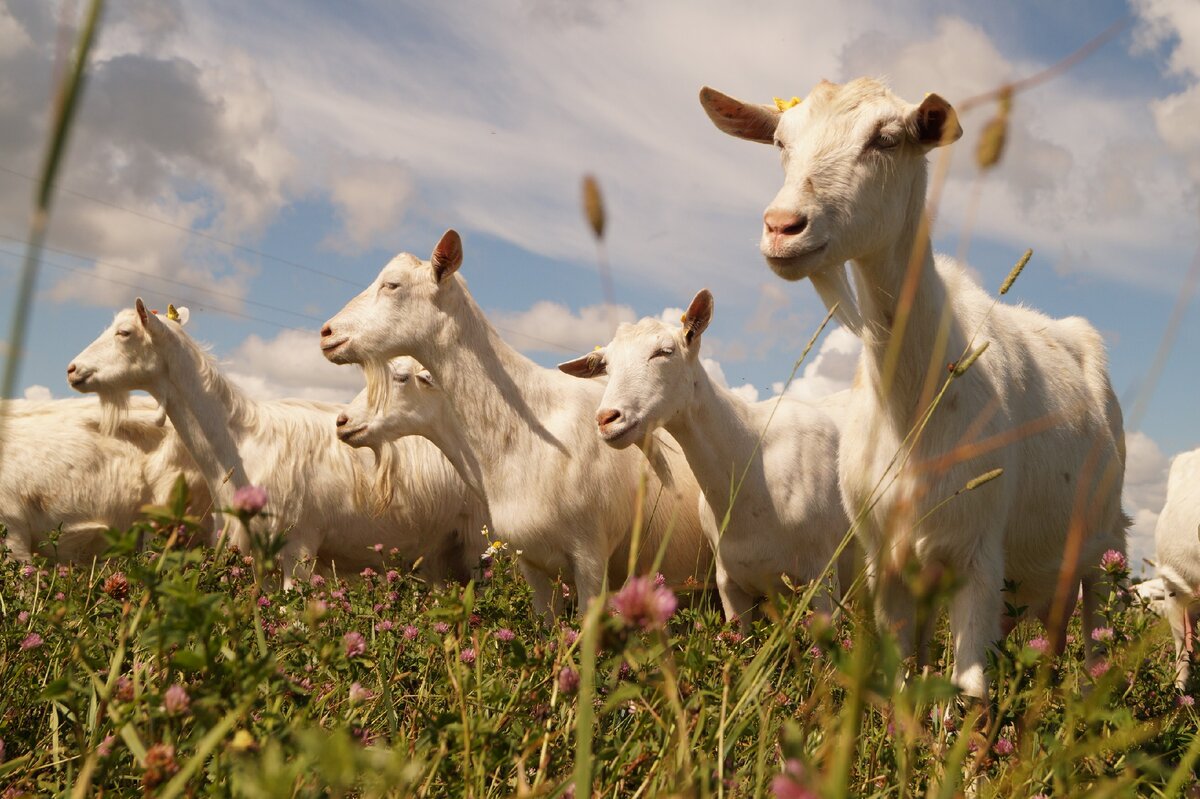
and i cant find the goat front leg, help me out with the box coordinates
[948,546,1004,701]
[1166,596,1192,691]
[521,563,559,620]
[715,559,756,633]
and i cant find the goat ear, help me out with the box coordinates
[416,370,434,387]
[699,86,780,145]
[432,229,463,282]
[558,349,608,379]
[135,297,150,326]
[682,289,714,345]
[909,93,962,149]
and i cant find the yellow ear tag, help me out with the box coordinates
[773,96,802,111]
[680,313,688,324]
[166,304,180,322]
[593,345,602,351]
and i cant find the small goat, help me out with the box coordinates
[1154,448,1200,689]
[560,289,851,629]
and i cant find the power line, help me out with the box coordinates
[0,164,361,286]
[0,231,327,324]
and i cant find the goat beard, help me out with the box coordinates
[370,443,397,519]
[362,359,392,416]
[97,391,130,437]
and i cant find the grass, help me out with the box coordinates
[0,483,1195,797]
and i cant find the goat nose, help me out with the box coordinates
[335,412,349,428]
[320,324,333,338]
[763,209,808,236]
[67,363,76,375]
[596,408,621,428]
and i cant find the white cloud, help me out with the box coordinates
[323,157,414,253]
[1124,430,1171,574]
[773,326,862,404]
[22,384,51,401]
[223,328,364,403]
[700,357,760,404]
[490,301,637,355]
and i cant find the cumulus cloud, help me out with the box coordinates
[223,329,365,403]
[323,158,415,254]
[0,2,293,309]
[22,384,51,401]
[1123,430,1171,574]
[773,326,862,404]
[700,357,760,404]
[1134,0,1200,183]
[491,301,637,355]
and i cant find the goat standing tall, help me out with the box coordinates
[700,77,1127,698]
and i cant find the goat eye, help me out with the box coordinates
[394,374,409,384]
[651,347,673,360]
[871,130,900,150]
[382,282,400,291]
[115,329,131,338]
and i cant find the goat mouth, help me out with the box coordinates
[599,419,640,447]
[320,336,349,353]
[67,372,92,388]
[764,244,830,281]
[336,423,368,443]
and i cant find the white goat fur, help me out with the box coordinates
[700,77,1127,698]
[68,305,480,585]
[0,395,209,562]
[320,231,715,615]
[559,290,852,629]
[338,357,488,509]
[1154,449,1200,689]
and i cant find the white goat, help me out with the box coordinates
[0,395,209,562]
[1154,448,1200,689]
[337,357,487,506]
[559,289,851,629]
[67,302,480,586]
[700,77,1127,698]
[320,230,714,615]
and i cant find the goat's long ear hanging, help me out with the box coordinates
[432,229,464,282]
[682,289,714,345]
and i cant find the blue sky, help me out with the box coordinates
[0,0,1197,567]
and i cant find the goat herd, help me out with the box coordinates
[3,78,1197,701]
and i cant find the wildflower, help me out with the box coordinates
[17,611,28,623]
[1028,636,1049,654]
[375,620,394,633]
[402,625,419,640]
[232,485,269,516]
[115,676,134,702]
[561,627,579,646]
[433,621,450,635]
[494,628,515,642]
[372,543,384,553]
[993,737,1015,757]
[360,567,377,580]
[142,743,179,791]
[343,631,367,658]
[96,734,115,757]
[257,595,271,608]
[558,666,579,695]
[385,569,400,584]
[309,573,326,588]
[389,547,399,556]
[808,645,821,659]
[20,564,34,578]
[1088,659,1110,680]
[460,648,476,664]
[348,682,374,704]
[1100,549,1127,573]
[653,572,666,588]
[1090,626,1114,643]
[468,613,482,628]
[163,684,190,716]
[481,539,508,560]
[1178,695,1195,708]
[19,632,42,651]
[0,738,4,764]
[717,630,744,646]
[609,576,678,631]
[229,566,243,578]
[771,759,817,799]
[53,591,65,601]
[57,565,70,578]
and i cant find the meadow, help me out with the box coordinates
[1,486,1196,797]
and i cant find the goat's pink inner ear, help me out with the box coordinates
[912,93,962,148]
[432,229,463,281]
[698,86,780,145]
[683,289,714,343]
[135,297,149,326]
